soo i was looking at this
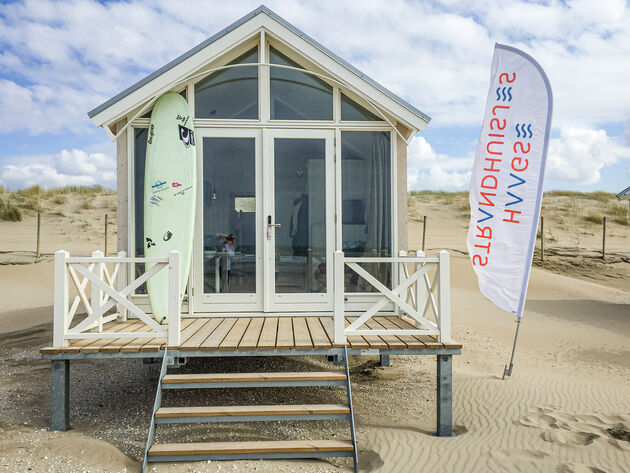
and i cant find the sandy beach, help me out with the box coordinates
[1,190,629,472]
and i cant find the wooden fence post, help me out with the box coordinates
[422,216,427,252]
[104,214,108,256]
[36,213,41,258]
[540,216,544,262]
[602,216,606,260]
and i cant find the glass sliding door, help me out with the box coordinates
[194,130,262,312]
[265,129,334,311]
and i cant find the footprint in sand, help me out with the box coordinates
[540,429,599,446]
[516,407,630,448]
[556,462,607,473]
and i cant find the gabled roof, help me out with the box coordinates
[88,5,430,133]
[617,185,630,201]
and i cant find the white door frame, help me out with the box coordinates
[263,128,335,312]
[193,128,264,313]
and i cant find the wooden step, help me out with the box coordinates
[162,371,347,386]
[155,404,350,419]
[148,439,354,457]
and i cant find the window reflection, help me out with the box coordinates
[341,93,381,121]
[270,47,333,120]
[203,138,256,294]
[195,48,259,119]
[274,138,326,293]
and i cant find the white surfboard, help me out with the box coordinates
[144,92,196,324]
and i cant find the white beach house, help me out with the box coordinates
[41,6,460,470]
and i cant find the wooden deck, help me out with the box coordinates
[40,316,461,355]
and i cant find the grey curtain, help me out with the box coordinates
[358,132,391,290]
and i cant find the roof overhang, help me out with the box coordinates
[617,185,630,201]
[88,5,430,136]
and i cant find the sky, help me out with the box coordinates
[0,0,629,193]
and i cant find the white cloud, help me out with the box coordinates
[0,149,116,189]
[547,127,630,185]
[407,136,472,190]
[0,0,629,136]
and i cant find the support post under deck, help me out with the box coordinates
[51,359,69,431]
[436,354,452,437]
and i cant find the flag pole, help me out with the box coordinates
[502,316,522,379]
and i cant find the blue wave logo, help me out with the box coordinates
[152,180,166,189]
[515,123,533,138]
[496,86,512,102]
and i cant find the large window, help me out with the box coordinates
[341,93,381,121]
[195,48,259,119]
[341,131,392,291]
[270,47,333,120]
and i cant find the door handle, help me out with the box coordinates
[267,216,281,239]
[267,215,281,228]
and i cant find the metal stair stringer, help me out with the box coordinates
[142,348,169,473]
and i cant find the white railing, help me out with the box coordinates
[333,250,451,345]
[53,250,181,348]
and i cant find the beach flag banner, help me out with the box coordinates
[467,43,553,318]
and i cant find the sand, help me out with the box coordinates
[0,190,629,472]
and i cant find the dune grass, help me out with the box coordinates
[51,195,67,205]
[45,185,111,196]
[17,184,44,196]
[0,198,22,221]
[545,190,615,202]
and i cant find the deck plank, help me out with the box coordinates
[345,316,387,349]
[238,317,264,350]
[156,404,350,418]
[200,318,236,350]
[218,318,251,350]
[50,320,137,354]
[292,317,313,350]
[180,318,223,351]
[276,317,294,349]
[344,317,370,349]
[148,440,354,456]
[256,317,278,350]
[306,317,331,349]
[319,317,344,348]
[119,318,202,353]
[380,317,427,349]
[139,318,194,352]
[387,316,445,348]
[173,318,208,349]
[364,318,407,349]
[92,321,150,353]
[163,372,347,384]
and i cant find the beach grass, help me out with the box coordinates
[0,198,22,221]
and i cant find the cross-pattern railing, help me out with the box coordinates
[333,250,451,345]
[53,250,182,348]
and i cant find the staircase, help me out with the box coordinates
[142,347,359,472]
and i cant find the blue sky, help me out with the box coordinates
[1,0,629,192]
